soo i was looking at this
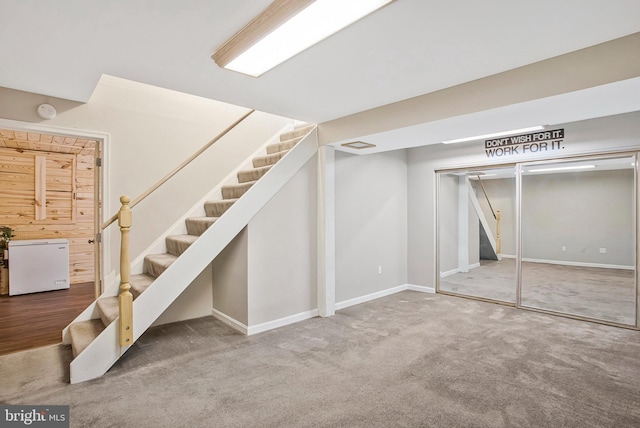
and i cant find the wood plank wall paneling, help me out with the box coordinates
[35,155,46,219]
[0,146,95,284]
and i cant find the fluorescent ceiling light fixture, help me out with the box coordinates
[213,0,395,77]
[442,126,545,144]
[528,165,596,173]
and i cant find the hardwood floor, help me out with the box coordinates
[0,282,95,355]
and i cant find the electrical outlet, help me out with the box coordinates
[561,246,566,252]
[599,248,607,254]
[378,266,382,275]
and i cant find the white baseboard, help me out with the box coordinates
[335,283,435,310]
[407,284,435,293]
[440,268,460,278]
[522,258,634,270]
[247,309,319,336]
[211,308,248,335]
[212,308,319,336]
[440,262,481,278]
[335,284,408,311]
[214,285,434,335]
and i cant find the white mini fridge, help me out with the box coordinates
[8,238,70,296]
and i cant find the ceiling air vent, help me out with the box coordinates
[341,141,376,149]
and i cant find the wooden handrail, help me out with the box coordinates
[118,195,134,347]
[109,109,254,347]
[477,175,501,255]
[476,175,496,220]
[101,109,255,230]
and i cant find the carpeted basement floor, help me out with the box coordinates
[2,291,640,427]
[440,259,636,325]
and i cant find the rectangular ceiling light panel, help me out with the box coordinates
[527,165,596,173]
[220,0,395,77]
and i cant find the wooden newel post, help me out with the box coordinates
[118,195,134,347]
[496,210,502,254]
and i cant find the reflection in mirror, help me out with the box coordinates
[438,166,516,303]
[520,156,636,325]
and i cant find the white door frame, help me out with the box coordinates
[0,118,111,296]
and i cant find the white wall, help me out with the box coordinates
[469,190,480,267]
[335,150,408,302]
[408,111,640,288]
[211,156,318,329]
[212,229,249,325]
[248,156,317,326]
[522,169,634,266]
[154,263,214,326]
[438,174,459,273]
[438,175,479,274]
[0,76,292,279]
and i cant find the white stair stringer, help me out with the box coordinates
[69,127,317,384]
[61,279,121,344]
[63,125,295,346]
[468,183,501,261]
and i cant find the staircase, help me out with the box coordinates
[65,123,316,383]
[468,180,501,261]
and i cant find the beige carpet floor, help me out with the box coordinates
[440,258,636,325]
[2,291,640,427]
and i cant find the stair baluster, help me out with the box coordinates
[118,196,134,347]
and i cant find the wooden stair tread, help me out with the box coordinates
[279,124,314,141]
[96,296,119,327]
[69,319,105,358]
[252,150,287,168]
[237,165,272,183]
[185,217,218,236]
[204,199,237,217]
[221,181,256,199]
[266,136,302,154]
[144,253,178,278]
[166,234,198,256]
[130,273,155,299]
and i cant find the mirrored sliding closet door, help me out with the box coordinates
[519,155,637,326]
[438,166,517,303]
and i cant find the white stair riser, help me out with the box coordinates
[185,217,217,236]
[221,182,255,199]
[237,166,271,183]
[205,200,236,217]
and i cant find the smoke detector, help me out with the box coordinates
[37,104,57,120]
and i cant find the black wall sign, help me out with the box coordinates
[484,129,565,158]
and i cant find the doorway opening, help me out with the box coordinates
[0,125,104,355]
[437,152,638,329]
